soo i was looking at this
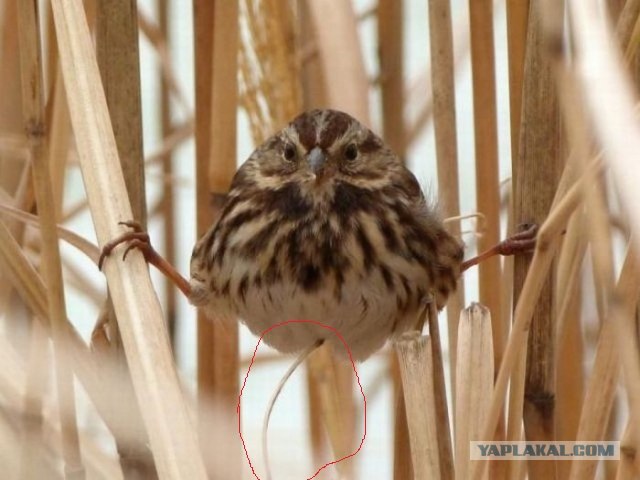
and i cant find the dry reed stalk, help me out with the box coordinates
[612,302,640,477]
[502,186,523,480]
[513,5,561,479]
[506,0,530,159]
[395,332,441,479]
[404,13,470,150]
[195,1,240,476]
[47,68,71,219]
[145,120,194,165]
[455,304,494,480]
[295,3,361,466]
[376,3,410,476]
[427,301,454,480]
[95,1,156,476]
[0,331,125,479]
[391,352,413,480]
[427,0,465,405]
[16,1,84,476]
[0,217,103,383]
[303,0,370,123]
[617,422,640,479]
[239,0,300,143]
[298,2,326,110]
[568,245,640,479]
[0,0,23,137]
[156,0,178,348]
[0,211,183,478]
[553,209,586,448]
[137,8,191,116]
[0,134,29,158]
[0,166,33,315]
[50,0,207,477]
[192,0,217,471]
[468,0,503,386]
[558,76,616,320]
[505,351,527,480]
[306,346,356,478]
[96,0,146,224]
[471,158,599,480]
[617,0,640,51]
[567,0,640,255]
[378,0,404,156]
[609,0,628,19]
[19,321,50,479]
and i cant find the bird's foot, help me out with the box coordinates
[496,222,538,256]
[98,221,154,270]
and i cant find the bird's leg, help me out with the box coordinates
[461,223,538,273]
[98,221,192,298]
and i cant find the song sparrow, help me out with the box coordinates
[101,109,536,360]
[188,109,464,360]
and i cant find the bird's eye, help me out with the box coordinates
[344,143,358,161]
[283,143,296,161]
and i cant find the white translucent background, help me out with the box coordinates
[59,0,516,478]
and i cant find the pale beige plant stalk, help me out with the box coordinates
[50,0,207,477]
[395,332,441,479]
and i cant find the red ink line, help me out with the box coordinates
[237,319,367,480]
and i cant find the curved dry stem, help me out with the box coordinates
[262,340,323,480]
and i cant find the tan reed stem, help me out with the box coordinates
[391,351,413,479]
[378,0,413,463]
[568,245,640,479]
[378,0,404,156]
[157,0,178,349]
[195,0,240,476]
[395,332,441,479]
[471,157,600,480]
[514,4,562,479]
[50,0,207,476]
[455,303,493,480]
[304,0,370,123]
[567,0,640,255]
[16,1,84,475]
[506,0,530,160]
[0,0,23,136]
[617,421,640,479]
[18,321,50,479]
[47,68,71,220]
[427,301,454,480]
[553,209,586,456]
[468,0,503,388]
[95,0,156,476]
[617,0,640,51]
[428,0,465,403]
[297,3,360,470]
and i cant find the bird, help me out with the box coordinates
[99,108,535,361]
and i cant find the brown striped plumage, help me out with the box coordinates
[189,109,463,360]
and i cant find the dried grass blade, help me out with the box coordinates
[49,1,206,477]
[0,202,100,263]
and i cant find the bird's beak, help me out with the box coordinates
[307,147,326,174]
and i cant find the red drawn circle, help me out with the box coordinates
[237,319,367,480]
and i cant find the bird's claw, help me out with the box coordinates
[98,221,151,270]
[498,223,538,256]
